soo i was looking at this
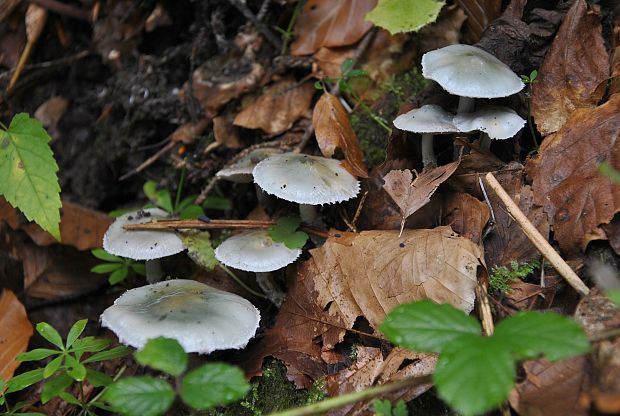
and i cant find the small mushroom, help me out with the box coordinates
[453,105,526,151]
[253,152,360,223]
[100,279,260,353]
[215,229,301,306]
[103,208,185,283]
[216,148,284,183]
[393,104,459,168]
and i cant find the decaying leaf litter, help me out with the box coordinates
[0,0,619,415]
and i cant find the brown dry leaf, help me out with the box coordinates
[418,5,467,53]
[382,161,460,228]
[212,115,243,149]
[325,347,436,416]
[527,93,620,257]
[531,0,609,136]
[34,96,69,133]
[509,356,590,416]
[0,290,33,381]
[313,46,356,79]
[170,118,209,145]
[313,92,368,177]
[441,192,490,246]
[311,226,482,332]
[234,80,315,135]
[601,216,620,256]
[503,277,561,312]
[454,0,501,43]
[290,0,377,56]
[0,197,112,251]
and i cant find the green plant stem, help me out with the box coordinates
[279,0,302,55]
[350,91,391,134]
[218,264,267,299]
[267,375,432,416]
[86,365,126,409]
[174,166,187,213]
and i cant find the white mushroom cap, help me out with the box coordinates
[253,153,360,205]
[216,148,284,183]
[453,105,526,139]
[393,105,459,133]
[214,229,301,272]
[100,279,260,354]
[103,208,185,260]
[422,44,525,98]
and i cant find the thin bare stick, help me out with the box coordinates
[28,0,91,21]
[476,284,494,336]
[119,140,175,181]
[484,172,590,296]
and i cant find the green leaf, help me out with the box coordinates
[86,368,113,387]
[380,300,481,353]
[91,248,122,262]
[36,322,64,350]
[43,355,63,378]
[108,266,129,285]
[135,337,187,376]
[340,58,354,75]
[104,376,175,416]
[6,369,46,393]
[82,345,132,364]
[58,391,81,406]
[179,204,205,219]
[434,335,515,416]
[392,400,407,416]
[180,231,219,270]
[180,363,250,410]
[494,312,590,361]
[41,373,73,404]
[608,289,620,307]
[65,354,87,381]
[143,181,158,201]
[599,162,620,182]
[66,319,87,349]
[69,337,111,354]
[267,216,309,249]
[90,263,123,274]
[201,196,231,211]
[366,0,444,34]
[16,348,60,362]
[0,113,61,240]
[130,263,146,276]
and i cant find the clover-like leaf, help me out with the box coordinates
[268,216,309,249]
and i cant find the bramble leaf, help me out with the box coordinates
[104,376,175,416]
[135,337,187,376]
[180,363,250,410]
[366,0,444,34]
[0,113,61,240]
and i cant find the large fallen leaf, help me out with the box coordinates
[291,0,377,56]
[0,290,33,381]
[454,0,501,42]
[441,192,489,246]
[365,0,444,35]
[382,161,460,228]
[531,0,609,136]
[313,92,368,177]
[311,226,482,331]
[234,80,315,135]
[527,93,620,256]
[325,347,436,415]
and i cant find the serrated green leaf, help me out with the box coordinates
[36,322,64,350]
[366,0,444,34]
[494,312,590,361]
[43,355,63,378]
[180,230,219,270]
[0,113,61,240]
[108,266,129,285]
[41,373,73,404]
[91,263,123,274]
[180,363,250,410]
[380,300,481,353]
[135,337,187,376]
[268,216,309,249]
[104,376,175,416]
[16,348,60,362]
[434,335,515,416]
[91,248,122,262]
[69,337,111,354]
[6,369,46,393]
[82,345,132,364]
[86,368,113,387]
[373,399,393,415]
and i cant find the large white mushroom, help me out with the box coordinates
[101,279,260,354]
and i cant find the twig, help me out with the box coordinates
[484,173,590,296]
[28,0,91,21]
[218,264,267,299]
[476,284,494,336]
[119,140,176,181]
[267,375,433,416]
[227,0,282,49]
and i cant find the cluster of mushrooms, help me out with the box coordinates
[98,43,525,356]
[394,44,526,167]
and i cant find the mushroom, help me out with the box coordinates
[252,152,360,224]
[100,279,260,353]
[216,148,284,183]
[421,44,525,114]
[103,208,185,283]
[393,104,460,168]
[214,229,302,306]
[453,105,526,151]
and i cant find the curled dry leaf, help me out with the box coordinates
[234,80,315,135]
[441,192,489,246]
[313,92,368,177]
[212,114,243,149]
[527,93,620,257]
[170,118,210,145]
[291,0,377,56]
[0,290,33,381]
[34,96,69,133]
[531,0,609,136]
[454,0,501,43]
[382,160,460,228]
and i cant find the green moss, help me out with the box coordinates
[489,259,541,293]
[207,359,327,416]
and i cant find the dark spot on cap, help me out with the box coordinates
[399,243,405,248]
[282,184,287,188]
[127,216,133,220]
[335,173,339,176]
[334,233,341,238]
[158,314,167,321]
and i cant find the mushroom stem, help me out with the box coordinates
[457,96,475,114]
[256,272,285,307]
[421,133,436,168]
[299,204,318,224]
[145,259,164,283]
[480,132,492,152]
